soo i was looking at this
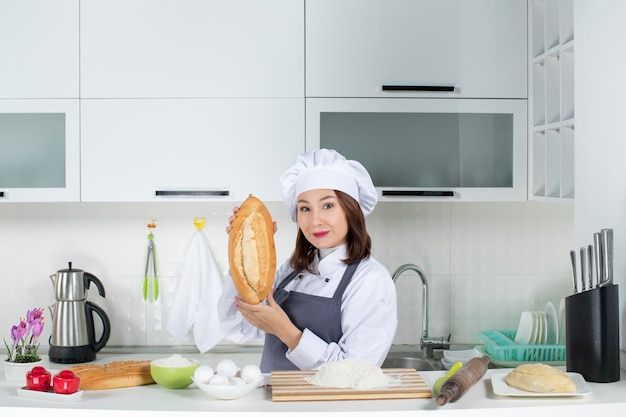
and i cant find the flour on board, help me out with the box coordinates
[306,357,390,390]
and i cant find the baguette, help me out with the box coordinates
[228,195,276,304]
[67,360,154,390]
[505,363,576,393]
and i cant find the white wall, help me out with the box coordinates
[574,1,626,351]
[0,200,572,351]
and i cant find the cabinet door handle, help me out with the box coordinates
[0,191,4,198]
[382,190,455,197]
[382,85,456,92]
[155,190,230,197]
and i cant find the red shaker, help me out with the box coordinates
[53,370,81,394]
[26,366,52,392]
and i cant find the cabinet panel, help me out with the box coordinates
[81,99,304,202]
[0,100,80,202]
[0,0,79,98]
[306,0,527,98]
[80,0,304,98]
[528,0,574,202]
[306,98,527,202]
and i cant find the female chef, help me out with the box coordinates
[217,148,397,372]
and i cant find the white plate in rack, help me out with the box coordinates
[545,301,559,345]
[491,372,591,397]
[514,311,534,345]
[558,298,566,344]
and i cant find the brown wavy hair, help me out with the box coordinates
[289,190,372,272]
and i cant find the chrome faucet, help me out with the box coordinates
[392,263,451,357]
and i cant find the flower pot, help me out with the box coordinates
[4,359,43,384]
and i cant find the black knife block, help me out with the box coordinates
[565,284,620,382]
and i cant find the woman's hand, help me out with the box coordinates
[235,292,302,350]
[225,206,240,234]
[225,206,278,234]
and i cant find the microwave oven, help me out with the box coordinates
[306,98,527,201]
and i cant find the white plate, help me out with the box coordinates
[491,372,591,397]
[537,311,548,345]
[558,298,566,344]
[17,387,83,402]
[192,376,264,400]
[529,312,540,344]
[545,301,559,345]
[514,311,534,344]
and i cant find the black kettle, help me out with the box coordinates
[48,262,111,364]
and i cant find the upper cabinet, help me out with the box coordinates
[528,0,574,202]
[305,0,527,99]
[0,99,80,202]
[307,98,527,201]
[80,0,304,98]
[80,99,304,202]
[0,0,79,99]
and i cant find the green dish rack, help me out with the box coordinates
[478,330,566,362]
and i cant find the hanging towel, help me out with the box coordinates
[167,230,224,352]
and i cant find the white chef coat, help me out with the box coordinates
[217,245,398,370]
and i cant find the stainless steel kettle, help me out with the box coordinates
[48,262,111,364]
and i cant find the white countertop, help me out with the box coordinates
[2,352,626,417]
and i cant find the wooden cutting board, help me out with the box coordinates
[271,368,431,402]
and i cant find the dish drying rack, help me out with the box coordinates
[478,330,566,363]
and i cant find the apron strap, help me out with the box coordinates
[332,261,359,299]
[276,269,300,291]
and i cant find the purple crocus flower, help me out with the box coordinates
[11,319,28,344]
[10,319,28,355]
[28,308,45,343]
[5,307,46,362]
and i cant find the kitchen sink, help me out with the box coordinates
[382,354,444,371]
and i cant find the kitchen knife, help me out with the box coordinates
[569,249,578,293]
[579,247,587,291]
[586,244,594,290]
[600,228,613,286]
[593,232,603,288]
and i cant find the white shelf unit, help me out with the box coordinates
[529,0,575,202]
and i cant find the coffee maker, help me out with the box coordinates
[48,262,111,364]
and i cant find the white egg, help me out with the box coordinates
[229,377,246,386]
[193,365,214,383]
[208,373,229,386]
[240,364,262,384]
[216,359,238,378]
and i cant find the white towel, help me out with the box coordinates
[167,230,224,352]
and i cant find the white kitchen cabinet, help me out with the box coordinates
[0,100,80,202]
[306,0,527,99]
[529,0,574,201]
[80,0,304,99]
[0,0,79,99]
[80,99,304,202]
[307,98,527,202]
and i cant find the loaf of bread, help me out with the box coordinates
[505,363,576,393]
[67,360,154,390]
[228,195,276,304]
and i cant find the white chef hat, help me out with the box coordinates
[280,149,377,222]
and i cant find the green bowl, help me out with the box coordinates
[150,360,200,389]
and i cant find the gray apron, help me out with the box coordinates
[259,261,360,372]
